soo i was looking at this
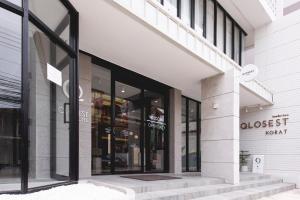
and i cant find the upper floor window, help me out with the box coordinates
[157,0,247,66]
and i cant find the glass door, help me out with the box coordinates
[113,81,142,173]
[144,90,166,172]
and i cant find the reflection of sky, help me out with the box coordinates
[0,8,22,109]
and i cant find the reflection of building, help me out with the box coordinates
[1,0,300,195]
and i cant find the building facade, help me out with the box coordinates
[0,0,299,194]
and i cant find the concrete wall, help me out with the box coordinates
[240,9,300,187]
[201,68,240,184]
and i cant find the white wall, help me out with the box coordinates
[240,9,300,187]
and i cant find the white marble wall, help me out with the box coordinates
[240,10,300,187]
[201,68,240,184]
[169,88,182,174]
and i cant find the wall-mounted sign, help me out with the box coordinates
[147,114,166,131]
[240,114,289,136]
[240,64,259,82]
[62,80,84,102]
[47,63,62,86]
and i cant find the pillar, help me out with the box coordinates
[169,88,182,174]
[201,68,240,184]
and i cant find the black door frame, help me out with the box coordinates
[90,55,170,175]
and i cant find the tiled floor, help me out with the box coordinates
[259,189,300,200]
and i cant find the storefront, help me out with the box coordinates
[0,0,79,194]
[89,56,170,175]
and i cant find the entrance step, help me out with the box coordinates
[240,172,272,181]
[193,183,295,200]
[136,177,295,200]
[131,176,224,193]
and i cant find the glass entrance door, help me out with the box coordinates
[113,81,142,172]
[91,64,168,174]
[144,90,166,172]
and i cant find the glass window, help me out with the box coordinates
[165,0,177,16]
[181,0,191,27]
[226,17,232,58]
[28,23,71,188]
[206,0,214,43]
[0,8,22,192]
[234,26,240,64]
[91,65,111,175]
[181,97,186,172]
[195,0,204,35]
[181,97,201,172]
[114,82,142,172]
[29,0,70,44]
[7,0,22,6]
[188,100,197,171]
[144,90,166,172]
[216,7,224,51]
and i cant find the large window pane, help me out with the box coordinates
[226,17,232,58]
[181,97,186,172]
[188,100,197,171]
[144,90,166,172]
[114,82,142,172]
[28,23,71,188]
[0,8,21,192]
[216,7,224,51]
[7,0,22,6]
[206,0,214,43]
[181,0,191,27]
[234,26,240,64]
[91,65,111,175]
[165,0,177,16]
[29,0,70,44]
[195,0,204,35]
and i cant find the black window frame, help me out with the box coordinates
[159,0,247,66]
[0,0,79,194]
[182,96,201,172]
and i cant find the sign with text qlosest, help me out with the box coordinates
[240,114,289,136]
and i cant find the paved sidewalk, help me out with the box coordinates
[259,189,300,200]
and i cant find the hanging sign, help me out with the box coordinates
[240,64,259,82]
[47,63,62,86]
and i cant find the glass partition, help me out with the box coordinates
[0,7,22,192]
[29,0,70,44]
[182,97,201,172]
[91,65,112,175]
[28,23,71,188]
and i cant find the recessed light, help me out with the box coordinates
[154,100,158,103]
[121,88,125,93]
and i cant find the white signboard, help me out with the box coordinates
[47,63,62,86]
[240,64,259,82]
[252,155,264,174]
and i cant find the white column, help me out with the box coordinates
[201,68,240,184]
[169,88,182,174]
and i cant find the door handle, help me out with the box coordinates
[64,103,70,124]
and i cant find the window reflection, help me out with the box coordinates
[114,82,142,172]
[0,7,22,192]
[91,65,111,174]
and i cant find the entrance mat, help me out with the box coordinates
[121,175,182,181]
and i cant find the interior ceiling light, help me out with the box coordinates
[245,107,248,113]
[121,88,125,93]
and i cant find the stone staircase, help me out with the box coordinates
[134,174,295,200]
